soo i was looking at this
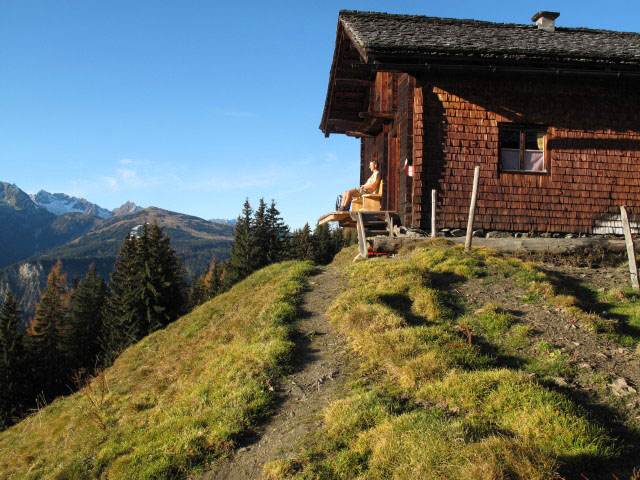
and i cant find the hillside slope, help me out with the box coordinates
[265,241,640,480]
[3,243,638,480]
[0,260,314,480]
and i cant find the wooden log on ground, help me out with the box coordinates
[369,236,640,255]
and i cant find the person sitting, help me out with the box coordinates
[337,160,380,211]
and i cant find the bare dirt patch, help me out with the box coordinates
[458,262,640,480]
[197,266,351,480]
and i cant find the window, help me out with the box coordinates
[499,126,546,172]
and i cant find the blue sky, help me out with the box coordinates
[2,0,639,228]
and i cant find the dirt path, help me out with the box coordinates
[198,266,350,480]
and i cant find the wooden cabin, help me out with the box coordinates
[321,10,640,234]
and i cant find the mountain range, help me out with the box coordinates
[0,181,236,317]
[30,190,119,219]
[0,182,151,268]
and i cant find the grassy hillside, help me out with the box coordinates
[266,241,637,480]
[0,260,314,480]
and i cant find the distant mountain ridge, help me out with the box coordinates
[1,183,45,214]
[30,189,142,219]
[0,182,147,270]
[0,206,235,318]
[1,181,236,318]
[0,182,87,268]
[113,201,142,217]
[209,218,237,226]
[31,190,113,219]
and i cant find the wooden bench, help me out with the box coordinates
[352,180,383,212]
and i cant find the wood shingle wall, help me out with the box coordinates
[416,75,640,233]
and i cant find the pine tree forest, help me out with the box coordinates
[0,199,353,430]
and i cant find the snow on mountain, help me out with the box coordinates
[31,190,114,219]
[209,218,237,226]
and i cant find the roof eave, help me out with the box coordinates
[320,18,370,137]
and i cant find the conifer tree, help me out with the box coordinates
[225,199,259,287]
[101,223,186,365]
[331,226,346,255]
[204,258,223,299]
[291,223,315,261]
[253,198,269,269]
[29,261,69,397]
[187,275,206,311]
[65,264,107,373]
[265,200,290,264]
[101,234,143,365]
[313,223,333,265]
[138,222,186,332]
[0,290,25,428]
[347,228,359,246]
[186,257,226,311]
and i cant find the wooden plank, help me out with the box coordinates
[620,205,639,290]
[317,211,352,225]
[465,166,481,251]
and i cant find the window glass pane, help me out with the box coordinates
[500,129,520,149]
[525,131,544,151]
[524,151,544,171]
[500,149,520,170]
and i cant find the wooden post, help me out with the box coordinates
[431,189,437,237]
[465,166,480,251]
[356,212,368,259]
[620,206,639,290]
[385,212,394,238]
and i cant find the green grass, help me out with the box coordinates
[464,304,574,380]
[600,287,640,347]
[0,261,314,480]
[267,241,617,479]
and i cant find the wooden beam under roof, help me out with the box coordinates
[334,91,368,100]
[359,111,395,120]
[335,68,372,80]
[327,111,362,122]
[346,131,374,138]
[334,78,373,86]
[333,100,366,110]
[327,118,363,125]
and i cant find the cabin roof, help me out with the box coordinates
[321,10,640,136]
[339,10,640,66]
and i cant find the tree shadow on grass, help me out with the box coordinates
[376,293,428,326]
[541,269,640,340]
[555,385,640,480]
